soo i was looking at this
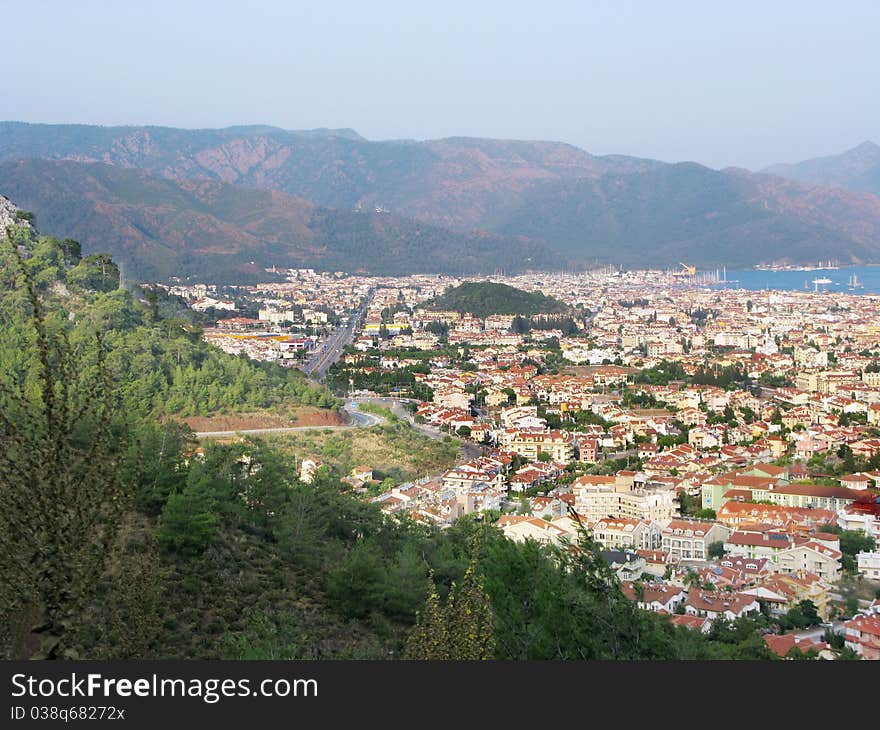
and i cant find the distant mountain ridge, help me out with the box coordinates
[486,163,880,267]
[0,122,660,226]
[4,122,880,271]
[763,141,880,197]
[0,158,560,280]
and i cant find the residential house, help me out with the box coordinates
[764,634,832,659]
[503,429,576,463]
[844,615,880,660]
[838,497,880,540]
[684,591,760,621]
[668,614,713,633]
[724,530,796,563]
[776,540,842,583]
[299,457,323,484]
[497,515,573,547]
[600,550,646,580]
[620,581,687,613]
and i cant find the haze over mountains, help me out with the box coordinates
[763,141,880,197]
[0,158,558,281]
[2,121,880,280]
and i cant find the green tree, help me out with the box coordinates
[327,541,387,619]
[837,444,856,473]
[0,245,131,659]
[443,558,495,659]
[677,490,695,515]
[158,483,219,556]
[223,612,304,660]
[683,569,703,590]
[404,549,494,660]
[67,253,120,292]
[404,573,448,659]
[382,544,431,621]
[127,421,195,516]
[80,529,164,659]
[797,599,820,627]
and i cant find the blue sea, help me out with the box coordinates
[709,266,880,295]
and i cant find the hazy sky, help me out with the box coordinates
[4,0,878,169]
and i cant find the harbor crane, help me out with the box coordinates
[672,262,697,277]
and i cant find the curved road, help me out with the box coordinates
[194,399,384,439]
[195,397,483,463]
[353,396,483,461]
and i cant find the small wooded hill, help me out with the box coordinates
[427,281,567,318]
[0,159,560,281]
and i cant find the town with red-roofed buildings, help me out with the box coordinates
[170,269,880,658]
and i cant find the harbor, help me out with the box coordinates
[708,265,880,294]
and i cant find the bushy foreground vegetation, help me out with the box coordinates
[0,224,337,419]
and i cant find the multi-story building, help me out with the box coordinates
[776,540,842,583]
[838,499,880,540]
[497,515,573,547]
[684,591,761,621]
[700,474,780,511]
[765,484,862,511]
[724,530,795,562]
[661,519,730,562]
[857,551,880,581]
[725,529,842,582]
[573,477,676,524]
[818,370,861,395]
[503,429,575,463]
[591,517,662,551]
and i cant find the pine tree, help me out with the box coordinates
[404,545,495,660]
[404,572,449,659]
[0,243,132,658]
[445,559,495,660]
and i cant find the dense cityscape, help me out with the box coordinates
[158,265,880,660]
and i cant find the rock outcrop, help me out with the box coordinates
[0,193,32,233]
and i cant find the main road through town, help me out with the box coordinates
[299,290,373,378]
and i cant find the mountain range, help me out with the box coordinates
[763,141,880,197]
[2,121,880,277]
[0,158,558,281]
